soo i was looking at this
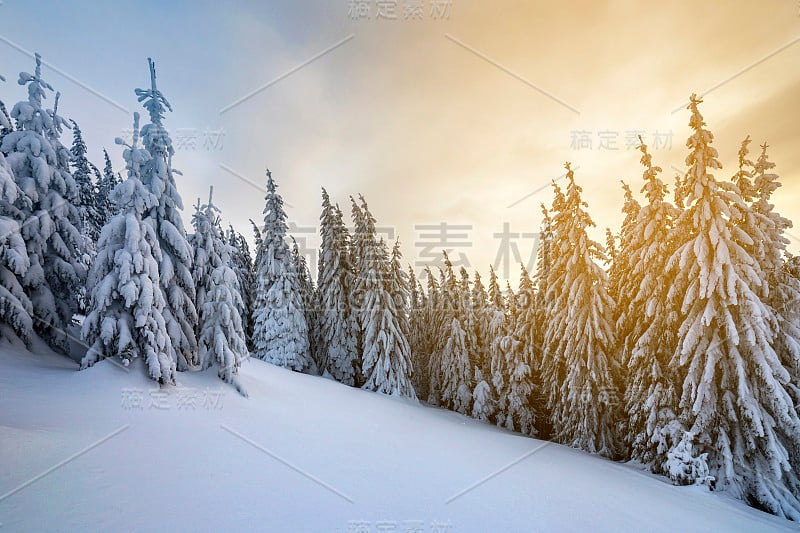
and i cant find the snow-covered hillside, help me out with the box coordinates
[0,340,793,532]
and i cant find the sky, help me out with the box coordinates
[1,0,799,284]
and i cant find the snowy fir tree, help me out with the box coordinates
[666,95,800,518]
[317,191,359,384]
[541,163,618,456]
[135,58,198,370]
[352,196,415,399]
[423,267,444,405]
[469,271,497,422]
[81,113,175,384]
[747,143,800,414]
[226,224,255,349]
[0,74,13,146]
[407,265,432,398]
[96,148,121,228]
[1,54,87,352]
[191,187,248,392]
[291,235,320,372]
[251,170,310,371]
[69,120,102,242]
[499,278,536,435]
[620,139,682,470]
[436,253,473,413]
[513,264,539,401]
[0,131,33,344]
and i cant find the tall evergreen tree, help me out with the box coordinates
[0,74,13,145]
[667,95,800,518]
[541,163,618,456]
[191,187,248,391]
[252,170,310,371]
[359,235,416,399]
[2,54,87,351]
[69,120,102,242]
[437,253,472,413]
[317,191,359,384]
[81,113,175,383]
[226,225,255,350]
[291,235,320,372]
[622,139,682,470]
[135,58,198,370]
[96,148,120,228]
[748,143,800,411]
[0,131,33,345]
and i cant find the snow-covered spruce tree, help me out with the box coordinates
[748,143,800,413]
[81,113,175,383]
[436,253,472,413]
[436,252,473,414]
[226,225,255,349]
[191,187,248,392]
[252,170,310,371]
[667,95,800,518]
[317,190,358,384]
[541,163,618,456]
[0,129,33,344]
[407,265,431,398]
[358,234,416,399]
[470,271,497,423]
[290,235,320,373]
[513,264,539,393]
[423,267,444,405]
[69,120,102,243]
[96,148,121,228]
[621,139,682,470]
[250,218,265,270]
[468,270,496,412]
[348,196,368,382]
[610,181,641,368]
[135,58,197,370]
[501,278,536,435]
[0,74,13,145]
[539,182,569,421]
[2,55,87,351]
[351,195,415,398]
[485,267,507,422]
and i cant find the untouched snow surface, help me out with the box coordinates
[0,337,795,532]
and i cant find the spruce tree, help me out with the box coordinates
[290,236,320,372]
[424,267,444,405]
[96,148,120,228]
[226,225,255,349]
[437,253,472,413]
[750,143,800,411]
[667,95,800,518]
[135,58,198,370]
[0,131,33,344]
[359,236,416,399]
[317,189,359,384]
[81,113,175,383]
[2,54,87,351]
[252,170,310,371]
[0,74,12,145]
[191,187,248,392]
[541,163,618,455]
[622,139,682,470]
[69,120,102,242]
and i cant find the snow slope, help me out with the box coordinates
[0,337,794,532]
